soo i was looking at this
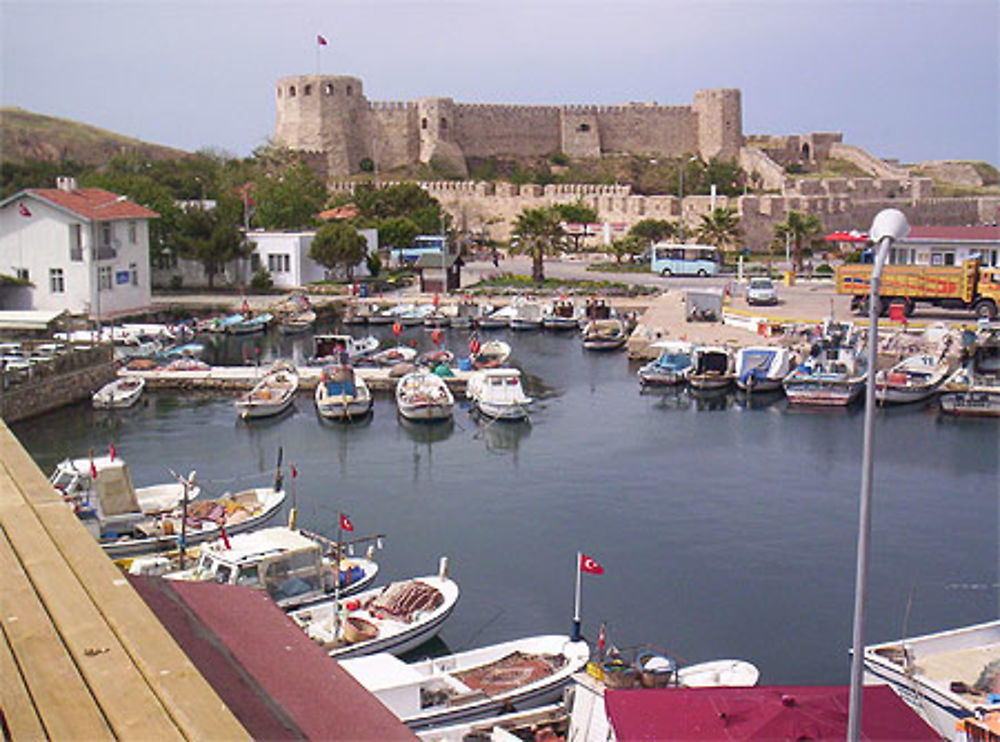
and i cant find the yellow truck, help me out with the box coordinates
[835,259,1000,319]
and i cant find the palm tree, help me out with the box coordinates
[510,207,565,283]
[772,211,824,273]
[695,207,743,260]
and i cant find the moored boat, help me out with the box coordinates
[235,361,299,419]
[939,325,1000,416]
[782,320,866,406]
[689,346,735,390]
[478,305,516,329]
[638,341,693,387]
[396,369,455,422]
[227,312,273,335]
[277,310,316,335]
[289,559,459,659]
[542,298,580,331]
[509,299,544,331]
[735,345,795,393]
[471,339,511,369]
[582,318,627,351]
[314,364,373,421]
[309,333,380,364]
[92,375,146,409]
[340,634,589,732]
[369,345,419,367]
[467,367,532,421]
[875,352,951,405]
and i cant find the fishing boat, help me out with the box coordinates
[875,352,951,405]
[277,310,316,335]
[396,370,455,422]
[52,456,286,558]
[471,339,511,369]
[509,299,544,331]
[415,703,567,742]
[542,299,580,331]
[310,334,380,364]
[314,364,373,421]
[235,361,299,419]
[637,341,693,387]
[226,312,273,335]
[92,375,146,409]
[688,346,735,390]
[735,345,795,393]
[782,321,867,406]
[448,298,487,329]
[939,325,1000,417]
[289,558,459,659]
[478,305,517,329]
[864,619,1000,740]
[581,318,628,351]
[201,313,245,334]
[369,345,418,367]
[340,634,589,732]
[134,526,381,610]
[466,367,532,421]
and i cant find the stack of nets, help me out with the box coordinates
[367,580,443,623]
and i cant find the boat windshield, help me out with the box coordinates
[657,352,691,369]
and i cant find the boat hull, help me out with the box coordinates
[689,374,734,391]
[783,379,864,406]
[316,397,373,421]
[735,377,783,393]
[93,377,145,409]
[398,404,454,422]
[474,400,530,421]
[939,388,1000,416]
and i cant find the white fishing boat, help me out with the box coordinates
[875,352,951,404]
[227,311,273,335]
[92,375,146,409]
[448,299,487,329]
[864,619,1000,741]
[689,346,735,390]
[637,341,693,387]
[139,526,381,610]
[396,370,455,422]
[370,345,419,367]
[542,299,580,331]
[340,634,589,732]
[235,361,299,419]
[314,364,373,421]
[471,339,511,369]
[581,318,628,351]
[290,559,459,659]
[310,333,380,364]
[478,305,517,329]
[277,310,316,335]
[416,703,567,742]
[939,325,1000,417]
[735,345,795,393]
[782,321,867,406]
[509,299,544,331]
[466,367,533,421]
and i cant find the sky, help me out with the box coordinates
[1,0,997,166]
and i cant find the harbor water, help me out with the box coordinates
[12,322,999,684]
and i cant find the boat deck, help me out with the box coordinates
[0,421,249,739]
[917,641,1000,691]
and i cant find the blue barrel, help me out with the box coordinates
[458,357,472,371]
[360,283,369,298]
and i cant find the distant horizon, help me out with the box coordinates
[2,1,997,166]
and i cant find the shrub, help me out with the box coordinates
[359,157,374,173]
[815,263,834,277]
[549,152,570,166]
[366,252,382,277]
[250,267,273,291]
[169,275,183,290]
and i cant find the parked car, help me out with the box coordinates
[746,277,779,306]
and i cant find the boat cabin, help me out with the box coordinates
[51,457,148,539]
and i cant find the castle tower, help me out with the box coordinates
[274,75,370,177]
[693,89,743,161]
[416,98,467,177]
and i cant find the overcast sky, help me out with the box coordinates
[2,0,997,165]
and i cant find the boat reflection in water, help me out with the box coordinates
[689,386,733,412]
[732,388,785,411]
[398,415,455,444]
[641,387,693,412]
[471,412,532,455]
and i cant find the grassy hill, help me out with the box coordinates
[1,107,189,166]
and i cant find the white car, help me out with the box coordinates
[746,277,779,305]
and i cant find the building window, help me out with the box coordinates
[421,118,428,130]
[129,262,139,286]
[69,224,83,261]
[128,221,137,244]
[324,83,333,95]
[304,84,312,96]
[49,268,65,293]
[155,252,177,270]
[250,253,261,271]
[440,117,448,130]
[267,254,291,273]
[578,123,590,132]
[101,222,112,246]
[346,85,353,95]
[98,265,112,291]
[15,267,29,281]
[289,86,296,97]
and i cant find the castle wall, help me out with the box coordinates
[371,102,420,172]
[694,89,742,160]
[453,104,562,157]
[589,105,698,157]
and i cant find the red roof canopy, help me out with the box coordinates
[907,225,1000,241]
[824,231,869,243]
[29,187,159,220]
[605,685,939,741]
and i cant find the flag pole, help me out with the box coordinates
[334,513,343,639]
[572,552,582,641]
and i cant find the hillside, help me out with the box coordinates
[0,107,189,166]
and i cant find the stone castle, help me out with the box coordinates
[274,74,743,178]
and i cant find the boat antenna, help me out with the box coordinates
[273,446,284,492]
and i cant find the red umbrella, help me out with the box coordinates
[824,231,869,243]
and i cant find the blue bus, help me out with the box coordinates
[650,243,719,277]
[391,235,447,265]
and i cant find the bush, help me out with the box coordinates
[169,275,183,290]
[359,157,374,173]
[250,267,273,291]
[844,250,864,264]
[366,252,382,278]
[815,263,834,277]
[549,152,570,166]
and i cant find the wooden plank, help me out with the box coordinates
[0,423,250,740]
[0,621,47,741]
[0,527,112,740]
[0,468,184,740]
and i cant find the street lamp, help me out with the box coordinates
[677,156,697,243]
[846,207,910,742]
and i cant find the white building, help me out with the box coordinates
[248,228,378,289]
[0,177,158,318]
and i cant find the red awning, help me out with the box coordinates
[825,231,869,243]
[605,685,940,741]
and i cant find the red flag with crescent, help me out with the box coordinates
[580,553,604,575]
[340,513,354,532]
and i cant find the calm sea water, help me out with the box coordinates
[12,322,999,684]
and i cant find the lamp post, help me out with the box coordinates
[846,207,910,742]
[677,156,697,243]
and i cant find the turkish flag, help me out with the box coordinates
[18,202,31,218]
[317,34,328,46]
[90,459,98,479]
[109,443,116,461]
[340,513,354,532]
[290,462,298,479]
[580,553,604,575]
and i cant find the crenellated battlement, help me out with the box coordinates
[370,100,416,110]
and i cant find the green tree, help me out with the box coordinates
[552,200,599,251]
[510,206,565,283]
[377,216,421,252]
[772,211,824,272]
[173,205,251,289]
[695,207,743,259]
[350,183,444,234]
[252,161,327,230]
[310,222,368,280]
[629,218,676,247]
[607,234,645,264]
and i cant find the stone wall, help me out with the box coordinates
[0,345,115,422]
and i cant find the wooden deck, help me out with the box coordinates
[0,421,249,740]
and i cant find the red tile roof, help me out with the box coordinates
[30,187,159,221]
[908,225,1000,241]
[317,204,360,221]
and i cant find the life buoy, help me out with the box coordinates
[392,321,402,336]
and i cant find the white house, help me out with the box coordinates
[0,177,158,318]
[248,228,378,289]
